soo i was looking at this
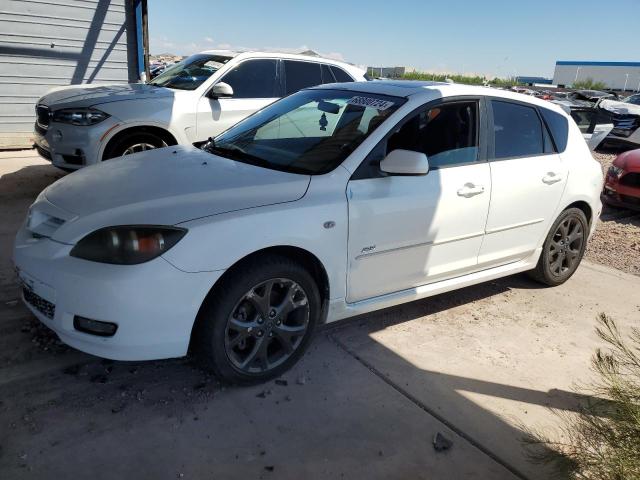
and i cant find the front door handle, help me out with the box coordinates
[457,183,485,198]
[542,172,563,185]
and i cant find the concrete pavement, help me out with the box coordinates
[1,151,639,479]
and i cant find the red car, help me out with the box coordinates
[602,148,640,209]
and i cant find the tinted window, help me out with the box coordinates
[284,61,322,95]
[330,66,353,83]
[492,101,544,159]
[220,59,279,98]
[386,101,479,168]
[321,64,335,84]
[539,107,568,152]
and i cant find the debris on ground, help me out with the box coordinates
[433,432,453,452]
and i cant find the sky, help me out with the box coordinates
[149,0,640,79]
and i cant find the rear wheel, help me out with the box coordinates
[529,208,588,286]
[194,255,320,384]
[103,131,168,160]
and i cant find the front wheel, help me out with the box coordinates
[103,131,168,160]
[529,208,588,286]
[193,256,320,384]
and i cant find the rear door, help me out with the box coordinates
[196,59,281,140]
[478,99,568,267]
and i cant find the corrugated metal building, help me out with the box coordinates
[0,0,144,149]
[553,61,640,91]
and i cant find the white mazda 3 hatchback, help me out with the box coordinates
[14,81,603,383]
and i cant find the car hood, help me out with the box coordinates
[614,148,640,172]
[38,83,174,109]
[599,99,640,117]
[41,145,310,244]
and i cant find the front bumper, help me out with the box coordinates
[33,116,120,170]
[13,225,223,360]
[602,182,640,210]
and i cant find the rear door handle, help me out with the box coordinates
[457,183,485,198]
[542,172,562,185]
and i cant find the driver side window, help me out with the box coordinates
[354,100,480,179]
[219,59,280,99]
[387,101,479,168]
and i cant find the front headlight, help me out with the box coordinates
[52,108,110,126]
[608,165,625,178]
[70,226,187,265]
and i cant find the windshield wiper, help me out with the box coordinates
[206,143,271,168]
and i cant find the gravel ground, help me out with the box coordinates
[585,151,640,276]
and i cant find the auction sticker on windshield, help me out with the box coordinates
[346,96,395,110]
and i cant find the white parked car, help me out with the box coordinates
[32,51,366,170]
[15,81,603,383]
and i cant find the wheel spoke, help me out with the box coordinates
[550,257,562,275]
[224,277,311,374]
[276,282,308,317]
[246,280,274,318]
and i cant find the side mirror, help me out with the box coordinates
[209,82,234,99]
[380,149,429,176]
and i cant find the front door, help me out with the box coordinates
[346,99,491,302]
[196,59,281,141]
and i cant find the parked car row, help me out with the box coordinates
[18,76,604,382]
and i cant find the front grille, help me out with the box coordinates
[620,172,640,188]
[619,194,640,206]
[23,287,55,319]
[36,105,50,130]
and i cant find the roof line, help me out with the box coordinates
[556,61,640,67]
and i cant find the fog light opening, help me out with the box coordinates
[73,316,118,337]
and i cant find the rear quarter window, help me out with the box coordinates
[539,107,569,152]
[330,66,354,83]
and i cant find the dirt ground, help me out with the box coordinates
[585,151,640,276]
[1,150,639,480]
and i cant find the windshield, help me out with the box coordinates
[149,54,232,90]
[206,89,405,175]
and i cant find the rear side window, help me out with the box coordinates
[284,61,322,95]
[539,107,569,152]
[220,59,279,98]
[491,100,544,159]
[330,66,353,83]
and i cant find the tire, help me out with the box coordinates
[528,208,589,286]
[193,255,321,384]
[103,131,168,160]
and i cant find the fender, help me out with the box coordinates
[98,120,189,161]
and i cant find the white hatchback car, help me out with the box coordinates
[32,51,366,170]
[15,81,603,383]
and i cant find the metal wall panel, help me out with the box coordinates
[0,0,139,147]
[553,64,640,91]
